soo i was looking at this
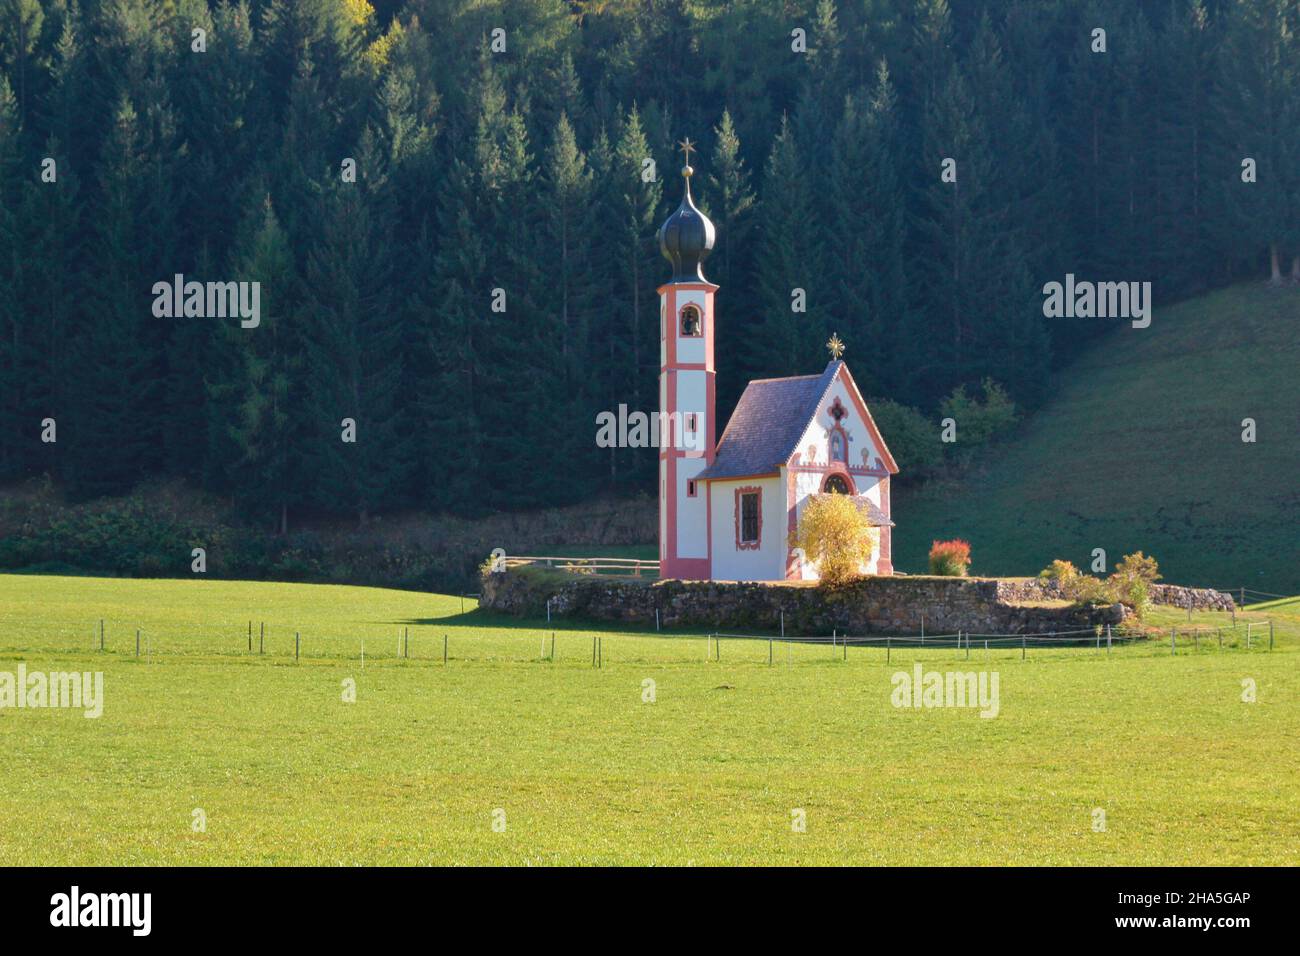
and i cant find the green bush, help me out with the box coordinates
[939,378,1019,447]
[865,399,944,479]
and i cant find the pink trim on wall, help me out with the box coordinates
[735,485,762,551]
[785,469,800,579]
[877,476,893,573]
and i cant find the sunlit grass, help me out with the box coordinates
[1,574,1295,865]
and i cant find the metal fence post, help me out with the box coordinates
[295,631,300,662]
[1171,627,1176,655]
[99,620,105,652]
[1269,621,1274,650]
[1021,634,1026,660]
[136,629,140,657]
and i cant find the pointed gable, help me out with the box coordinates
[823,362,899,474]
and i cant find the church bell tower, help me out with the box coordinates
[657,139,717,580]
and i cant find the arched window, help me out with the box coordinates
[680,305,701,337]
[824,474,851,495]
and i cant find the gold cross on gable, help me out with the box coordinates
[827,333,846,360]
[678,137,696,166]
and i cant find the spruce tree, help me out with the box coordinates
[703,108,756,411]
[66,95,161,497]
[302,163,408,523]
[220,196,306,532]
[746,115,828,382]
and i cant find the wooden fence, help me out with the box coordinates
[503,554,660,578]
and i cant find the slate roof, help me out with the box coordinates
[695,362,842,480]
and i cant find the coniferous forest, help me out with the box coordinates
[0,0,1297,532]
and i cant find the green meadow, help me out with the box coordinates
[1,574,1296,866]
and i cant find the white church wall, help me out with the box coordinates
[676,458,709,560]
[708,476,785,581]
[675,370,708,450]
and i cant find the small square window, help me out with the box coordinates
[686,413,698,432]
[687,480,697,497]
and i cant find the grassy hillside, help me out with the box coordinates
[1,574,1296,865]
[894,283,1300,593]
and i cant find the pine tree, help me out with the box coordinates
[1151,0,1217,293]
[0,77,23,479]
[601,105,661,487]
[0,0,43,129]
[1212,0,1299,282]
[66,95,162,497]
[702,108,756,411]
[220,196,306,532]
[746,115,829,382]
[302,164,408,523]
[912,68,1048,406]
[825,61,911,398]
[534,112,601,502]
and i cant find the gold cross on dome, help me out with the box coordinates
[827,333,845,360]
[678,137,696,165]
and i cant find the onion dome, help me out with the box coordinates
[658,138,716,283]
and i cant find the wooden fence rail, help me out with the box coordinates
[503,555,660,577]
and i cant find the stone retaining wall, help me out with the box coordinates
[480,569,1133,636]
[993,578,1234,611]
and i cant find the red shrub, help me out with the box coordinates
[929,539,972,576]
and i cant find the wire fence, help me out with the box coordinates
[1213,586,1295,605]
[0,616,1278,669]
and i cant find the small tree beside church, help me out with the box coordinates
[791,495,879,585]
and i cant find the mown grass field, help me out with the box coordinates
[894,282,1300,594]
[1,574,1296,866]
